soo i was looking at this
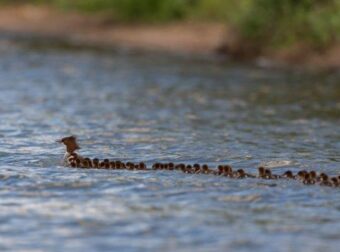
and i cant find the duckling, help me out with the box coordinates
[86,158,93,168]
[139,162,147,170]
[236,169,246,178]
[168,163,174,170]
[67,153,78,163]
[297,170,308,181]
[309,171,317,180]
[258,167,266,178]
[319,173,332,186]
[115,161,122,169]
[152,163,160,170]
[330,177,339,187]
[82,158,90,169]
[127,162,134,170]
[303,173,315,185]
[224,165,233,177]
[70,160,76,168]
[282,170,294,179]
[103,159,110,169]
[75,158,81,168]
[185,165,193,174]
[193,164,200,173]
[201,164,211,174]
[264,169,273,179]
[92,158,99,168]
[99,160,105,169]
[175,163,185,170]
[110,161,116,169]
[216,165,224,175]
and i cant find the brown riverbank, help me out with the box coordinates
[0,5,339,70]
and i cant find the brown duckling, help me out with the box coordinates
[70,160,76,168]
[236,169,246,178]
[103,159,110,169]
[258,167,266,178]
[223,165,233,177]
[75,158,81,168]
[168,163,174,170]
[82,158,90,169]
[99,160,105,169]
[303,173,315,185]
[282,170,294,179]
[297,170,307,181]
[330,177,339,187]
[309,171,317,180]
[201,164,211,174]
[264,169,272,179]
[185,165,193,174]
[319,173,332,186]
[92,158,99,168]
[193,164,201,173]
[110,161,116,169]
[175,163,185,170]
[152,163,160,170]
[115,161,122,169]
[216,165,224,175]
[85,158,92,168]
[139,162,147,170]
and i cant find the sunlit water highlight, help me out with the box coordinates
[0,40,339,252]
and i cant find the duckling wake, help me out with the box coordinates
[57,136,339,188]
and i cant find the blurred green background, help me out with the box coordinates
[1,0,339,50]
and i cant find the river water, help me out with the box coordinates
[0,40,339,252]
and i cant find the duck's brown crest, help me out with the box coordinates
[57,135,80,153]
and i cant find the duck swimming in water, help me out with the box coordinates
[56,135,83,166]
[57,136,338,188]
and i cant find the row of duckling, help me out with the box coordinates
[66,155,339,187]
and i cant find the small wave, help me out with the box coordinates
[218,194,261,202]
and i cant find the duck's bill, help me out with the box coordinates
[56,138,63,143]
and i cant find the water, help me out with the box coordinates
[0,40,339,252]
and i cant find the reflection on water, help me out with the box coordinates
[0,40,339,252]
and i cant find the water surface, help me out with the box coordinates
[0,40,339,252]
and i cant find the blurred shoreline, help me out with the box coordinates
[0,5,339,70]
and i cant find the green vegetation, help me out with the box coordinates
[1,0,339,50]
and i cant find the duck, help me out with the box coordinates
[57,135,84,166]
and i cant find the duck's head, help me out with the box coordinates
[56,135,80,154]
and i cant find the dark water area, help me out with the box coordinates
[0,40,339,252]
